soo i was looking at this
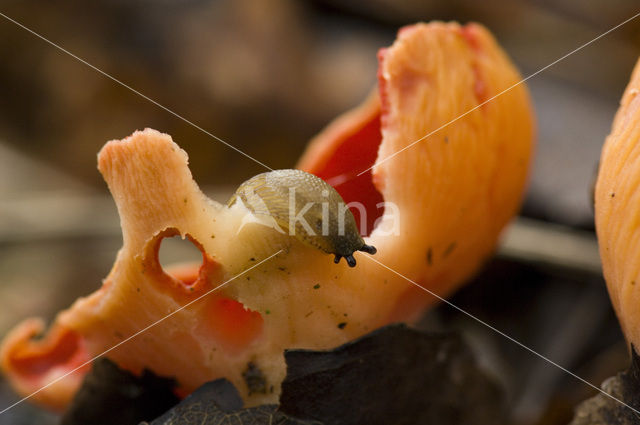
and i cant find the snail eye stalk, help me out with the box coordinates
[359,244,377,255]
[333,245,376,267]
[333,254,357,267]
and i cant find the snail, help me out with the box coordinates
[228,169,377,267]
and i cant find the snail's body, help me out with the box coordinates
[228,169,376,266]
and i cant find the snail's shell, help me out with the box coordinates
[229,169,368,263]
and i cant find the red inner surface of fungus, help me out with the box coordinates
[206,297,264,352]
[9,329,89,380]
[309,112,384,236]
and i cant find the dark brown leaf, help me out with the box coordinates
[146,379,315,425]
[60,358,179,425]
[570,345,640,425]
[279,323,505,425]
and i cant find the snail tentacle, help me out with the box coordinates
[359,244,377,255]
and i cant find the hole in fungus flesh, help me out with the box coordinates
[306,110,384,237]
[159,235,204,274]
[143,228,219,294]
[146,228,264,352]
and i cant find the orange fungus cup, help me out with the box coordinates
[1,22,534,410]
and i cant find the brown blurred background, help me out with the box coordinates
[1,0,640,424]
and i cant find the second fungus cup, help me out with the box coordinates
[596,57,640,353]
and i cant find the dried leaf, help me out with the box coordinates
[146,379,315,425]
[279,323,504,425]
[60,358,179,425]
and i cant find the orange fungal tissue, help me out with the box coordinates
[0,22,535,410]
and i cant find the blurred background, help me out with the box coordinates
[1,0,640,423]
